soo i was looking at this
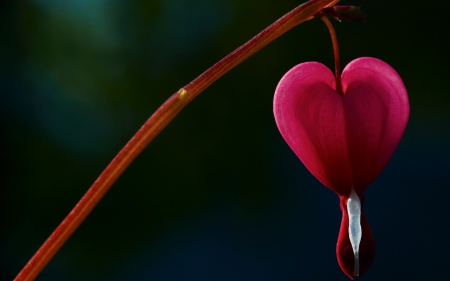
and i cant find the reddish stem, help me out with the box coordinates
[14,1,339,280]
[320,15,343,95]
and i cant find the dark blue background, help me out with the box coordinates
[1,0,449,280]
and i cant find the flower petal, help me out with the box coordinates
[341,57,410,193]
[274,62,353,196]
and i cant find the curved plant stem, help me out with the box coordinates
[320,15,343,95]
[14,1,339,280]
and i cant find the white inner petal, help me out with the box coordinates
[347,188,362,277]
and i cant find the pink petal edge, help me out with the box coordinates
[341,57,410,193]
[274,61,352,196]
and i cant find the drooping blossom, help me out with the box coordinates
[273,57,409,278]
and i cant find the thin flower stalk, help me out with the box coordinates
[14,1,339,280]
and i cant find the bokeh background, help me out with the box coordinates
[1,0,449,280]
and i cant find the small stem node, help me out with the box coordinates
[178,88,189,101]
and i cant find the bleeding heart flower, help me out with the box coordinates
[273,57,409,278]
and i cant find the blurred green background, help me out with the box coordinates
[1,0,449,280]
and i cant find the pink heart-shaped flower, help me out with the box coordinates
[273,57,409,278]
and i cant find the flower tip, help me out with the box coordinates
[337,200,375,279]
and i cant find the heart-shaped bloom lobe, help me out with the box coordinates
[273,57,409,278]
